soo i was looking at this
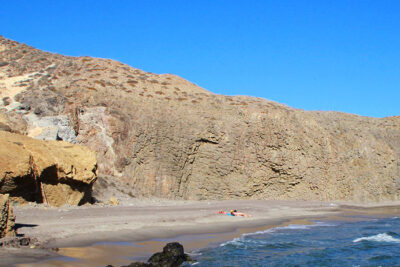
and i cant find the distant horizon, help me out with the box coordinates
[1,1,399,118]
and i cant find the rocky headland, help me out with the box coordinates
[0,35,399,204]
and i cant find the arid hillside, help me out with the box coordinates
[1,36,399,202]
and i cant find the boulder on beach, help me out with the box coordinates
[147,242,190,267]
[115,242,192,267]
[0,130,97,206]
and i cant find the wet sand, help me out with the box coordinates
[1,199,399,267]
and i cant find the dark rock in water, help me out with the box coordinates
[148,242,187,267]
[116,242,193,267]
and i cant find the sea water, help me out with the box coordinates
[185,216,400,267]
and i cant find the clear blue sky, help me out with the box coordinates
[1,1,399,117]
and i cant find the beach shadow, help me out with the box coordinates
[15,223,38,230]
[15,223,38,237]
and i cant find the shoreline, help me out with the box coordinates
[1,199,400,266]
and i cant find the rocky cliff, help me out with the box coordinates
[0,194,15,238]
[1,36,399,202]
[0,130,97,206]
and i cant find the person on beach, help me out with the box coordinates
[218,209,252,217]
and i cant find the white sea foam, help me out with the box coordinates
[353,233,400,243]
[220,237,243,247]
[220,221,335,247]
[243,221,335,237]
[188,251,202,256]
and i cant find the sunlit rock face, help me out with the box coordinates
[0,130,97,206]
[0,194,15,238]
[1,36,399,202]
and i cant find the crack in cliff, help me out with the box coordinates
[195,137,218,144]
[177,142,201,198]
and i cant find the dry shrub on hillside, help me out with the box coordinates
[94,80,106,87]
[127,80,138,87]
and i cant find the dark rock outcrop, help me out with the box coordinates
[108,242,192,267]
[0,236,37,248]
[1,36,400,202]
[147,242,190,267]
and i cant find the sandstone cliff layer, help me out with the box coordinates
[0,130,97,206]
[0,194,15,238]
[1,36,399,202]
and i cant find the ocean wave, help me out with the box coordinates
[353,233,400,243]
[220,237,243,247]
[220,221,335,247]
[242,221,335,237]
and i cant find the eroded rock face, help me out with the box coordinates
[0,130,97,206]
[1,36,400,202]
[0,194,15,238]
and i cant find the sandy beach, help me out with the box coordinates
[1,199,400,267]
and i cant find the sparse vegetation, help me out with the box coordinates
[150,79,159,84]
[94,80,106,87]
[127,80,138,87]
